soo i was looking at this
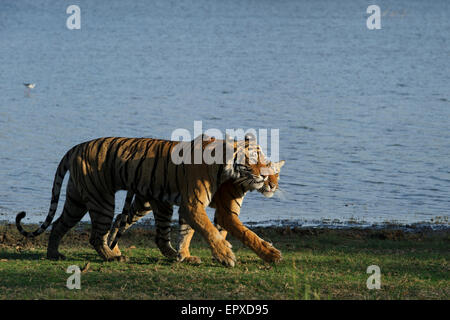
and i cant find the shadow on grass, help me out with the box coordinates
[0,249,191,268]
[0,251,43,261]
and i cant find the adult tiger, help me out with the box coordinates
[15,135,272,266]
[108,160,285,265]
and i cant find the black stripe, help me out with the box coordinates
[149,142,162,197]
[174,163,180,193]
[226,188,243,208]
[94,138,108,163]
[173,163,181,205]
[132,140,154,191]
[160,143,173,201]
[217,165,224,185]
[121,191,134,215]
[200,179,211,203]
[110,138,132,188]
[122,139,144,189]
[102,137,123,191]
[82,143,114,210]
[193,191,204,206]
[221,198,240,216]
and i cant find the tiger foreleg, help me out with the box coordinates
[108,194,152,254]
[88,199,128,262]
[179,205,236,267]
[107,190,134,250]
[107,214,126,256]
[216,209,281,263]
[90,229,128,262]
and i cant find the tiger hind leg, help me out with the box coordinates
[47,178,88,260]
[151,200,177,259]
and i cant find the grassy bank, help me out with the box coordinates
[0,223,448,299]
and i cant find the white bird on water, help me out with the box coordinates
[23,83,36,89]
[23,83,36,96]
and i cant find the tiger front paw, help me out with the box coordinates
[178,255,202,265]
[259,241,282,263]
[156,240,178,260]
[211,239,236,267]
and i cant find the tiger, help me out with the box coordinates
[15,134,275,267]
[108,160,285,265]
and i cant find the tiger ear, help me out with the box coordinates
[271,160,285,173]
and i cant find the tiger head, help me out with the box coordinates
[229,140,285,195]
[234,159,285,196]
[196,134,284,194]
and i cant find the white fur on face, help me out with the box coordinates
[258,160,285,197]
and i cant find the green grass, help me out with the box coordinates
[0,224,448,299]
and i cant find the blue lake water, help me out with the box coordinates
[0,0,449,226]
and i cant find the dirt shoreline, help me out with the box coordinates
[1,221,448,249]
